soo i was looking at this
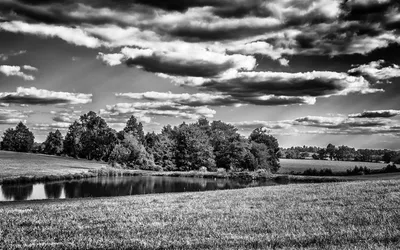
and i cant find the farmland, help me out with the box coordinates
[279,158,387,174]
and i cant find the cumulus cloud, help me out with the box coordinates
[98,47,256,77]
[32,122,70,131]
[348,60,400,83]
[116,91,316,107]
[0,87,92,105]
[50,109,82,123]
[0,108,32,124]
[164,71,382,101]
[0,21,102,48]
[0,65,35,80]
[100,102,217,123]
[22,65,38,71]
[349,110,400,118]
[231,120,292,131]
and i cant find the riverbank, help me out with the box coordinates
[1,180,400,249]
[0,150,395,185]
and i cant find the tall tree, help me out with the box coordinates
[209,120,250,170]
[175,123,215,171]
[326,143,336,160]
[63,121,84,158]
[43,130,64,155]
[1,122,34,152]
[249,127,280,173]
[123,116,145,143]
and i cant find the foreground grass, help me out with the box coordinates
[1,180,400,249]
[279,158,386,174]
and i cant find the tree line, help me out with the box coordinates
[0,111,281,173]
[281,143,400,164]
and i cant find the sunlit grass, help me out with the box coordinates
[1,180,400,249]
[279,158,387,173]
[0,151,106,182]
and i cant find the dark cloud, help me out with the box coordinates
[195,71,379,98]
[126,56,234,77]
[349,110,400,118]
[0,87,92,106]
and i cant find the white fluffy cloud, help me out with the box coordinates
[0,108,32,124]
[348,60,400,83]
[0,65,35,80]
[0,21,103,48]
[0,87,92,105]
[100,101,217,122]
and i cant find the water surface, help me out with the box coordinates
[0,176,287,202]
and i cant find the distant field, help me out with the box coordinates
[0,151,106,179]
[279,158,387,173]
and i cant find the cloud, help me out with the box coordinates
[231,120,292,131]
[32,122,70,131]
[0,65,35,80]
[348,60,400,83]
[22,65,38,71]
[98,47,256,77]
[116,91,317,107]
[0,108,32,125]
[0,50,27,61]
[164,71,382,102]
[0,87,92,105]
[0,21,102,48]
[100,102,217,123]
[349,110,400,118]
[293,116,390,129]
[50,109,82,123]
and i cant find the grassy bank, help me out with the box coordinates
[279,158,386,173]
[1,180,400,249]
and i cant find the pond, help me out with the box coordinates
[0,176,288,202]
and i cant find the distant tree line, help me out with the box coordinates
[0,111,281,173]
[281,143,400,164]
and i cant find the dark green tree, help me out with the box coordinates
[43,130,64,155]
[249,127,280,173]
[63,121,84,158]
[326,143,336,160]
[1,122,34,152]
[123,116,145,143]
[175,123,215,171]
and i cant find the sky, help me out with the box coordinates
[0,0,399,149]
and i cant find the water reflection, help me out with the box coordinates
[44,183,63,199]
[0,176,282,202]
[1,184,33,201]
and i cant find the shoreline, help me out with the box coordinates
[0,167,346,185]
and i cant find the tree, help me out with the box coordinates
[43,130,64,155]
[249,127,280,173]
[63,121,84,158]
[1,122,34,152]
[175,123,215,171]
[209,120,250,170]
[123,116,145,143]
[145,133,176,170]
[326,143,336,160]
[109,132,155,169]
[317,148,327,160]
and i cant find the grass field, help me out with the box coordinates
[1,180,399,249]
[0,150,106,180]
[279,158,387,174]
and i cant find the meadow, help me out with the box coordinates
[0,151,106,180]
[1,180,400,249]
[279,158,387,174]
